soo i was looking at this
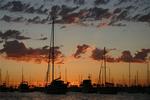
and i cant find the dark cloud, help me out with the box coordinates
[113,8,122,14]
[91,48,107,61]
[36,37,48,40]
[74,44,90,58]
[1,15,11,22]
[0,30,31,40]
[106,56,117,63]
[0,31,3,36]
[16,36,31,40]
[0,40,27,57]
[0,40,3,44]
[0,40,149,64]
[1,30,20,40]
[134,49,150,62]
[119,49,150,63]
[109,22,126,27]
[94,0,110,5]
[0,40,64,63]
[138,13,150,22]
[120,50,133,62]
[42,45,49,50]
[13,16,24,22]
[0,31,3,43]
[90,47,118,62]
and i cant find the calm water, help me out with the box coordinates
[0,92,150,100]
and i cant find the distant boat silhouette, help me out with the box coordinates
[98,82,118,94]
[45,15,68,94]
[0,70,10,92]
[80,76,97,93]
[18,81,30,92]
[0,83,9,92]
[18,68,30,92]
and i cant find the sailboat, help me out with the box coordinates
[45,16,68,94]
[97,47,118,94]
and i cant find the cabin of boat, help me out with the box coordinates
[80,79,97,93]
[18,81,29,92]
[45,79,68,94]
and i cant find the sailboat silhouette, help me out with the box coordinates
[45,16,68,94]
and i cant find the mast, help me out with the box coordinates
[51,16,55,81]
[108,67,110,83]
[22,67,24,83]
[147,61,149,86]
[98,62,102,85]
[46,15,55,84]
[0,68,1,85]
[5,70,9,86]
[122,74,125,86]
[136,70,138,86]
[45,14,53,85]
[104,47,107,85]
[46,56,50,85]
[129,61,131,87]
[65,67,67,82]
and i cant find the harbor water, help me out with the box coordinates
[0,92,150,100]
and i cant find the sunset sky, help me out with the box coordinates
[0,0,150,86]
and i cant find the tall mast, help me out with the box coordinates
[136,70,138,86]
[122,74,125,86]
[5,70,9,86]
[129,61,131,87]
[65,67,67,82]
[98,62,102,85]
[0,68,2,85]
[22,67,24,83]
[52,16,55,81]
[108,67,110,83]
[104,47,106,85]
